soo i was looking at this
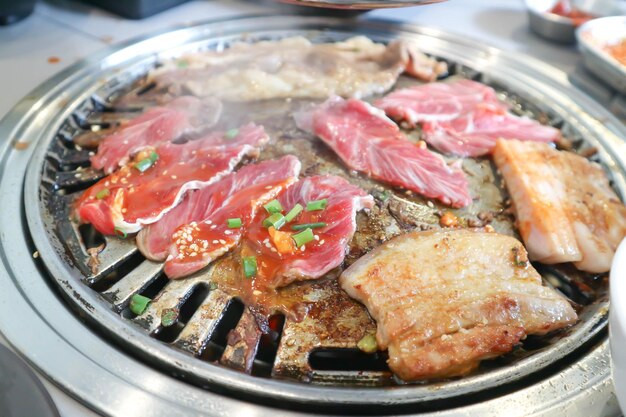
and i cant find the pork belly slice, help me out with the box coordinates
[91,96,222,174]
[149,36,447,102]
[237,175,374,288]
[138,155,301,264]
[76,123,268,236]
[339,229,577,381]
[294,96,471,207]
[493,139,626,273]
[421,105,561,157]
[375,79,507,125]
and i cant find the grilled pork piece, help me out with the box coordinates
[137,155,300,263]
[149,36,447,102]
[90,96,222,174]
[375,79,506,125]
[493,139,626,273]
[76,123,268,236]
[339,229,578,381]
[294,96,471,207]
[238,175,374,288]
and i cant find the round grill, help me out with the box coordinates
[0,15,622,416]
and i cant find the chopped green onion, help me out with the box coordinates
[292,228,314,247]
[306,198,328,211]
[227,218,242,228]
[291,222,327,231]
[134,150,159,173]
[242,256,257,278]
[284,203,303,222]
[262,212,286,230]
[357,334,378,353]
[114,227,128,239]
[129,294,150,316]
[225,128,239,139]
[161,308,178,327]
[95,188,110,200]
[264,199,283,214]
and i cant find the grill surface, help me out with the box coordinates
[0,15,624,416]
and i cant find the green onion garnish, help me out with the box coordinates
[134,150,159,172]
[95,188,110,200]
[161,308,178,327]
[284,203,303,222]
[114,227,128,239]
[262,212,286,230]
[291,222,327,231]
[264,199,283,214]
[129,294,150,316]
[225,128,239,139]
[242,256,257,278]
[227,218,242,228]
[292,228,314,247]
[306,198,328,211]
[357,334,378,353]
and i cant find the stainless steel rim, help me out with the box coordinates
[0,14,623,416]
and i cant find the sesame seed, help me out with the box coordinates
[320,240,325,245]
[32,251,39,259]
[265,185,272,189]
[177,253,184,259]
[121,208,127,213]
[314,235,320,241]
[190,252,197,257]
[212,240,219,244]
[104,181,110,187]
[219,239,226,244]
[163,170,168,175]
[427,201,434,208]
[300,245,305,251]
[224,230,232,235]
[270,247,277,253]
[253,290,262,296]
[210,225,217,229]
[171,175,177,180]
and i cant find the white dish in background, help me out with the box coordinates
[525,0,581,43]
[610,238,626,412]
[577,16,626,94]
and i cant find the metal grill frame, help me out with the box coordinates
[0,14,623,415]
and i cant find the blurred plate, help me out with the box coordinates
[577,16,626,94]
[610,238,626,413]
[0,344,59,417]
[279,0,446,10]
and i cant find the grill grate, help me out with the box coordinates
[29,26,616,401]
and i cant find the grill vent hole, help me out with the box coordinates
[309,348,389,372]
[198,298,245,362]
[153,283,211,343]
[90,251,145,292]
[78,224,106,253]
[252,313,285,377]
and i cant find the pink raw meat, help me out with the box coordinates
[91,96,221,174]
[295,96,471,207]
[77,123,267,236]
[138,155,301,262]
[241,175,374,288]
[374,79,506,125]
[422,105,561,157]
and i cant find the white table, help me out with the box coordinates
[0,1,620,415]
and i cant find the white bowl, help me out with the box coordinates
[609,238,626,411]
